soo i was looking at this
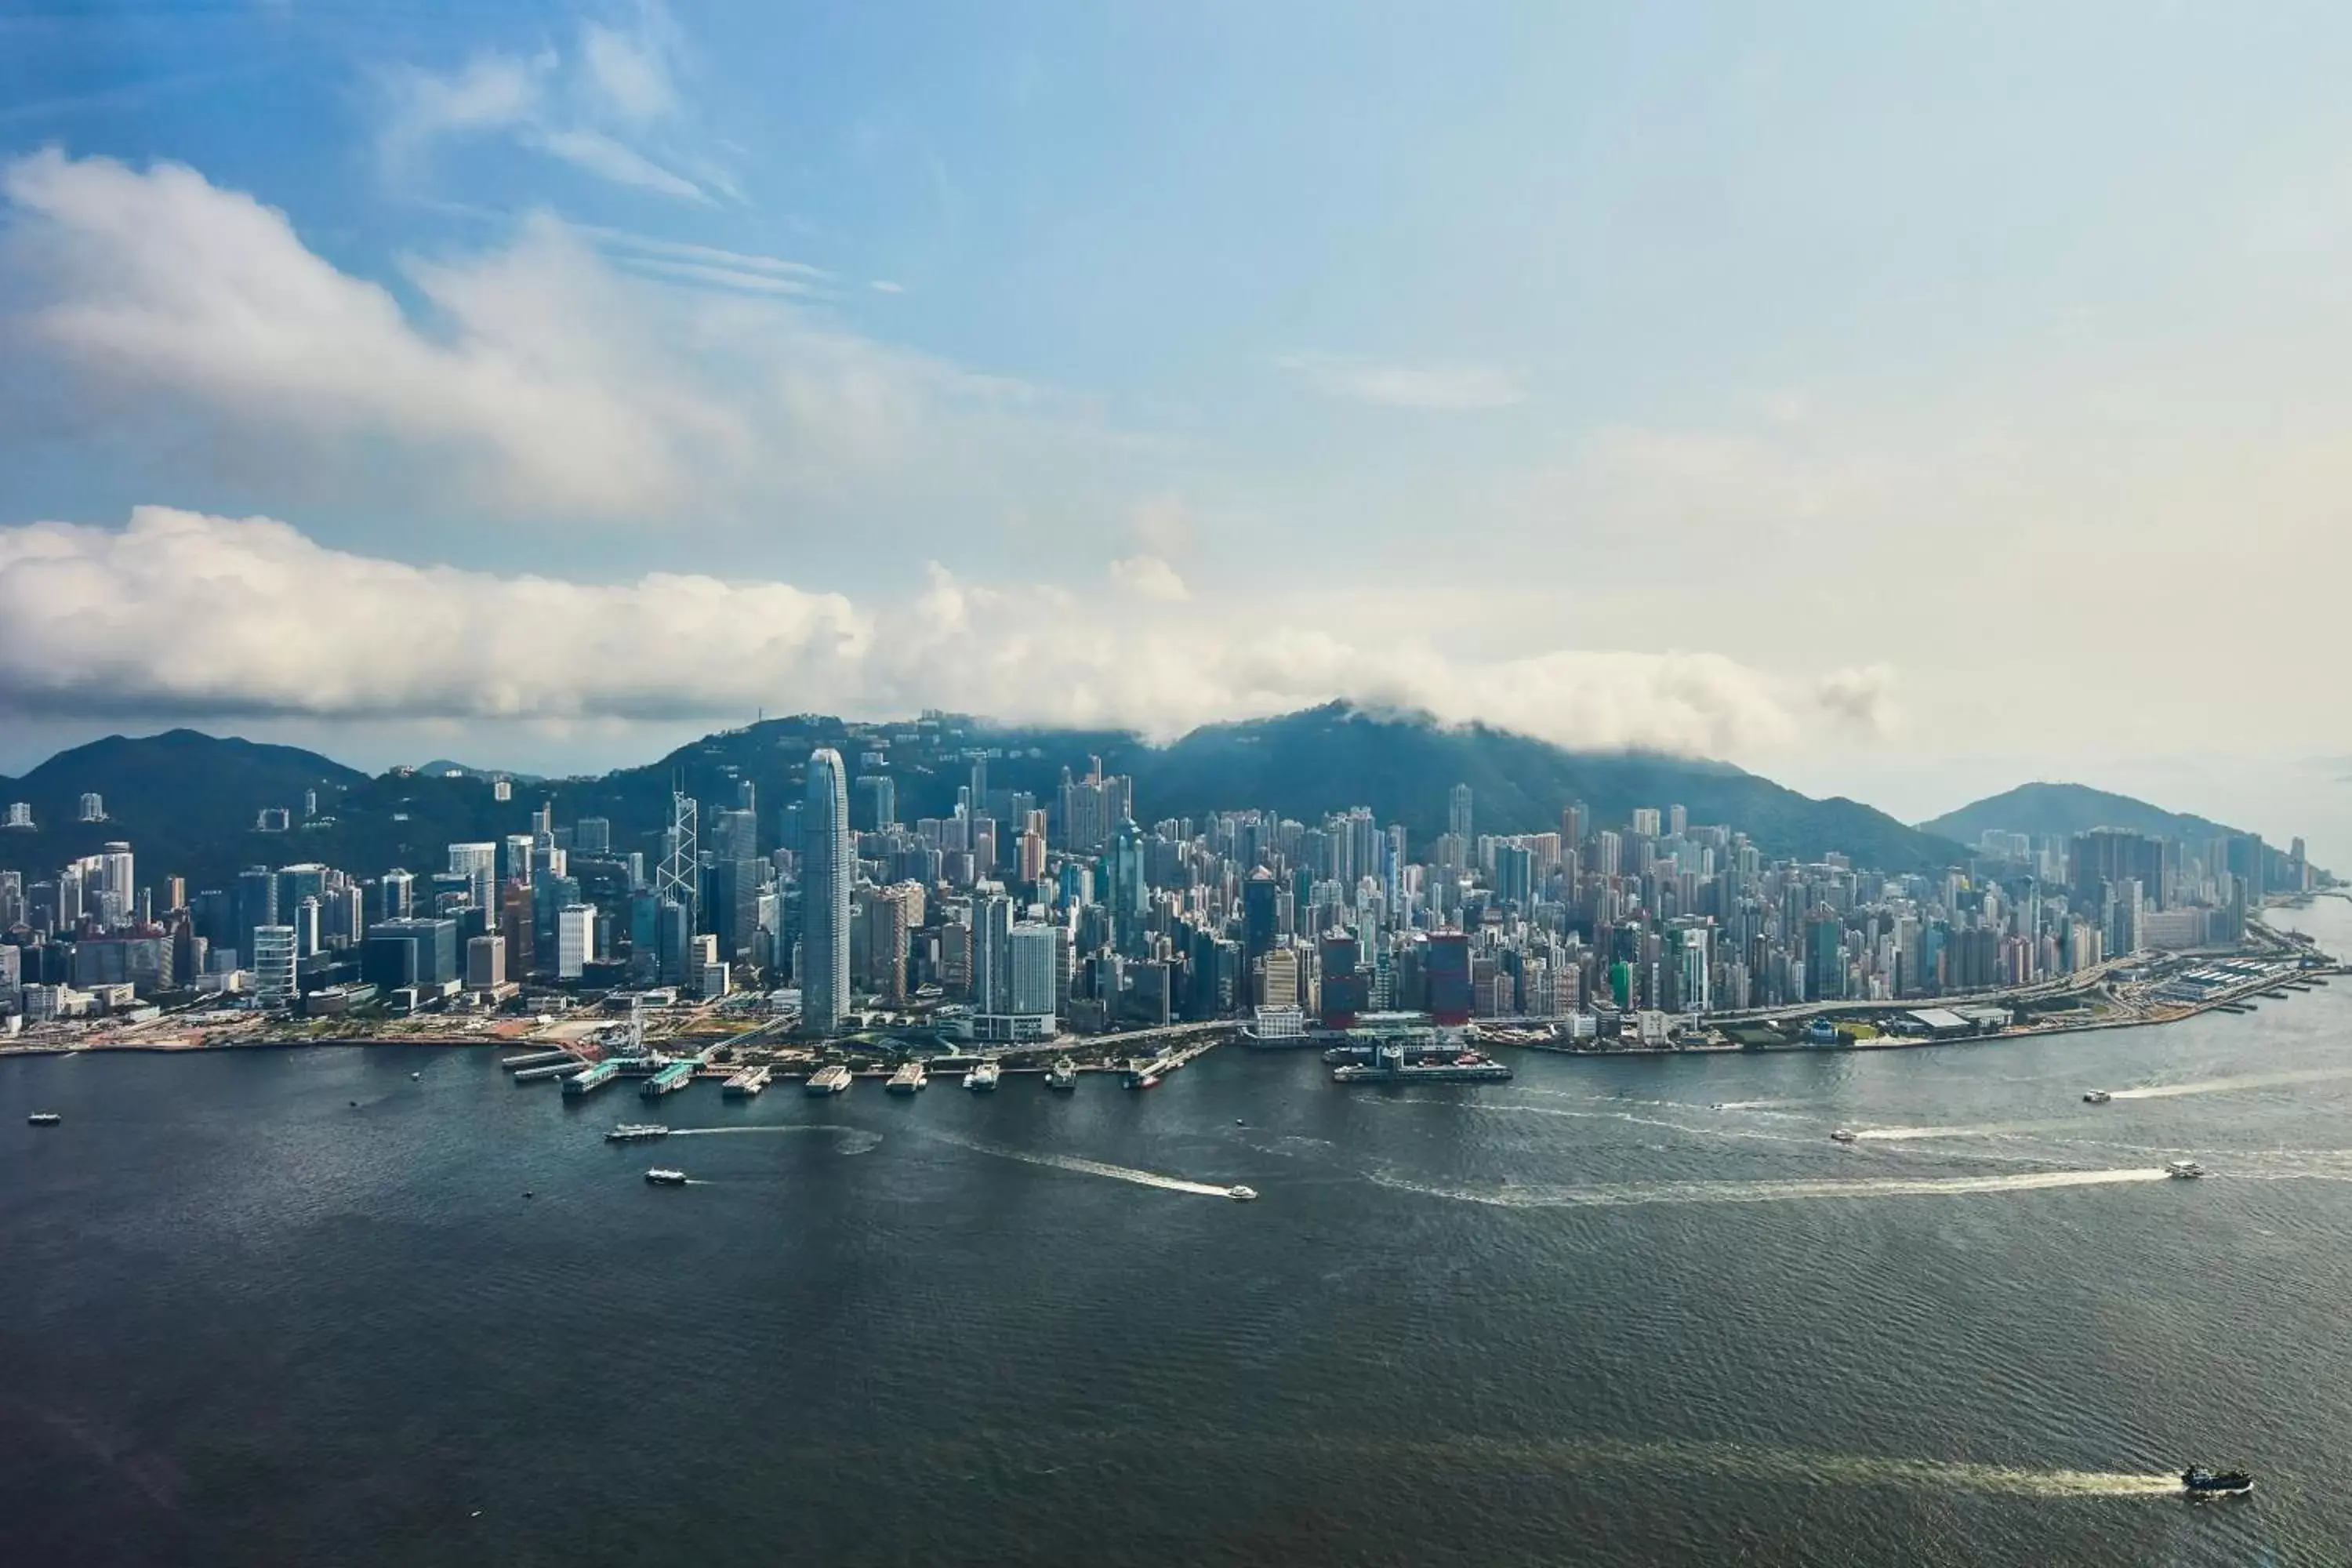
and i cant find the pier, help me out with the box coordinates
[562,1060,621,1096]
[510,1060,586,1083]
[503,1050,579,1071]
[1116,1030,1229,1085]
[641,1061,696,1098]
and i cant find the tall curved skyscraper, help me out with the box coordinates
[800,748,853,1034]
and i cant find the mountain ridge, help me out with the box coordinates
[1920,781,2241,847]
[0,706,1975,888]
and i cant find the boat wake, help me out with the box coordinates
[664,1126,883,1154]
[1392,1098,1817,1148]
[2107,1066,2352,1101]
[926,1130,1236,1197]
[1370,1166,2172,1209]
[1395,1434,2187,1498]
[1850,1120,2078,1142]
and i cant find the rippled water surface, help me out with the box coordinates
[6,902,2350,1566]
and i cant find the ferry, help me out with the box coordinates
[2082,1090,2112,1104]
[964,1060,1001,1092]
[1830,1127,1858,1143]
[2166,1160,2206,1180]
[644,1167,688,1186]
[605,1123,670,1142]
[1226,1185,1259,1202]
[805,1064,854,1096]
[1331,1056,1513,1085]
[721,1064,773,1099]
[1044,1058,1079,1091]
[2181,1466,2253,1496]
[885,1062,928,1094]
[26,1112,61,1127]
[640,1061,696,1099]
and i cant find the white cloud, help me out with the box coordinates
[1107,554,1190,602]
[575,224,826,281]
[0,151,1124,531]
[528,128,706,203]
[869,279,905,293]
[380,52,546,167]
[379,2,710,202]
[1276,351,1525,409]
[579,16,677,125]
[0,507,1842,762]
[608,256,818,294]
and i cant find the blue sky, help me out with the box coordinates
[2,2,2349,860]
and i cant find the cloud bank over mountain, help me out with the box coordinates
[0,507,1884,759]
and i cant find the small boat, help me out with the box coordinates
[1235,1118,1247,1127]
[644,1168,688,1185]
[2181,1466,2252,1496]
[349,1100,360,1109]
[604,1123,669,1143]
[26,1112,61,1127]
[2083,1090,2111,1104]
[1830,1127,1857,1143]
[1044,1058,1078,1091]
[1129,1072,1161,1091]
[2167,1160,2206,1179]
[1227,1185,1258,1202]
[964,1060,1001,1092]
[411,1071,423,1080]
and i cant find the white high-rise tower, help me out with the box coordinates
[800,748,853,1034]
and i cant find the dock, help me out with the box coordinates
[511,1060,585,1083]
[1118,1031,1227,1085]
[641,1060,696,1098]
[503,1050,579,1071]
[562,1060,621,1096]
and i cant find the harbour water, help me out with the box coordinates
[5,900,2350,1565]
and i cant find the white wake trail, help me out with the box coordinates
[1851,1120,2078,1142]
[2107,1066,2352,1101]
[927,1130,1238,1198]
[1373,1166,2172,1210]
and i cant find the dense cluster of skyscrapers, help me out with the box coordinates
[0,720,2313,1040]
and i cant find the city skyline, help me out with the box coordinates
[2,705,2322,1044]
[4,3,2350,854]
